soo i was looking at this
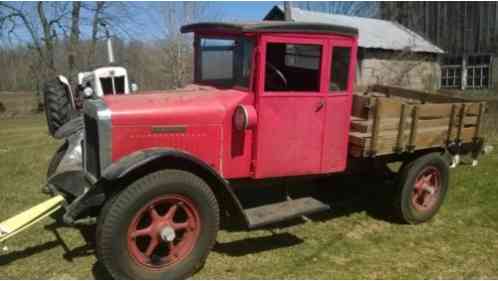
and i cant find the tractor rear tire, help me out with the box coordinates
[96,170,219,279]
[394,152,449,224]
[43,79,75,137]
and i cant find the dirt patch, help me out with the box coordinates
[0,102,5,113]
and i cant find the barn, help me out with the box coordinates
[380,2,498,92]
[264,5,444,91]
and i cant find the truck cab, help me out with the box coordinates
[46,22,459,279]
[188,22,358,179]
[91,22,358,183]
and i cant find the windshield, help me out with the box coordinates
[197,36,254,88]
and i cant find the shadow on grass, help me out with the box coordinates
[308,174,401,224]
[91,261,113,280]
[213,232,303,257]
[211,174,401,258]
[0,240,60,266]
[0,223,97,266]
[232,173,401,229]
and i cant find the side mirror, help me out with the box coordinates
[131,83,138,92]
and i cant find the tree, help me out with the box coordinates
[67,2,81,80]
[158,2,215,88]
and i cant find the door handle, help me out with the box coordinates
[315,99,325,112]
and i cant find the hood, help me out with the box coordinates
[102,85,250,126]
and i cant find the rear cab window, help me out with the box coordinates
[329,46,352,92]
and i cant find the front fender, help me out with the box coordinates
[57,75,76,109]
[101,148,223,182]
[100,148,248,227]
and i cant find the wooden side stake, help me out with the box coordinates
[447,104,457,144]
[474,102,485,140]
[370,97,383,157]
[394,103,407,153]
[456,103,466,142]
[407,106,419,152]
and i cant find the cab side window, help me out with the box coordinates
[329,47,351,92]
[265,43,322,92]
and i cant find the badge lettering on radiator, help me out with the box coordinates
[151,126,187,134]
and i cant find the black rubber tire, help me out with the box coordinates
[394,152,449,224]
[53,116,83,140]
[96,170,219,279]
[43,79,74,137]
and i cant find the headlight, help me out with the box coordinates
[83,86,94,98]
[233,104,257,131]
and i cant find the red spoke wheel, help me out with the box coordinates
[411,167,441,212]
[96,170,219,279]
[394,153,449,224]
[127,195,201,269]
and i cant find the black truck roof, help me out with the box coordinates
[180,21,358,37]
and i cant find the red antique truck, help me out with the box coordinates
[2,22,487,279]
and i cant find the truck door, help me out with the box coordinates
[321,38,357,173]
[254,36,328,178]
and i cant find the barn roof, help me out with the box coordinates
[264,5,444,54]
[181,21,358,37]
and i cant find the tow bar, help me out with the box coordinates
[0,195,65,244]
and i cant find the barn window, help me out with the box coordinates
[467,55,491,89]
[441,56,462,89]
[441,55,492,90]
[441,67,462,89]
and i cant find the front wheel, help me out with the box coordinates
[96,170,219,279]
[394,152,449,224]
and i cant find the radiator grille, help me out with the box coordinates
[84,114,100,178]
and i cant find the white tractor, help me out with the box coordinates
[43,32,137,138]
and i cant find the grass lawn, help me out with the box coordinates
[1,115,498,279]
[0,92,39,118]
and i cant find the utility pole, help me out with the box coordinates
[284,1,292,21]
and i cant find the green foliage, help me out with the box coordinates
[0,116,497,279]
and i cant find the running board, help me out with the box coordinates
[244,197,329,229]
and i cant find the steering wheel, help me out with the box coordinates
[265,62,288,90]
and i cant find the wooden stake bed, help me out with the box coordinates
[349,85,486,158]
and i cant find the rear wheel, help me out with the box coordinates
[96,170,219,279]
[394,153,449,224]
[43,79,75,137]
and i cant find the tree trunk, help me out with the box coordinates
[37,1,56,78]
[89,2,106,65]
[68,2,81,81]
